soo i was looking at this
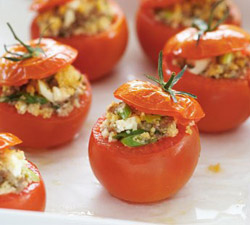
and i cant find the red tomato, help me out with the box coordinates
[136,0,241,64]
[31,0,128,82]
[0,38,92,148]
[163,25,250,132]
[89,80,204,203]
[0,78,91,149]
[89,117,201,203]
[0,134,46,211]
[0,161,46,211]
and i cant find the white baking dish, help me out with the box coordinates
[0,0,249,224]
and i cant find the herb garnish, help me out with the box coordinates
[114,129,156,147]
[121,134,156,147]
[192,0,229,45]
[114,129,147,140]
[3,23,45,62]
[146,51,197,103]
[118,104,132,120]
[0,92,48,105]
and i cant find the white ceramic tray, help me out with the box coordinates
[0,0,249,224]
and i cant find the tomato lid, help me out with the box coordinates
[31,0,72,13]
[114,52,205,125]
[0,133,22,150]
[114,80,204,125]
[0,38,78,86]
[164,25,250,59]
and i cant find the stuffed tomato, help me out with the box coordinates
[136,0,241,64]
[0,133,46,211]
[30,0,128,81]
[0,24,91,149]
[163,25,250,133]
[89,53,205,203]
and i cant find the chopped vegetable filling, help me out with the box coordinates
[101,102,194,147]
[0,149,39,195]
[154,0,230,28]
[173,51,250,79]
[37,0,115,37]
[0,65,86,118]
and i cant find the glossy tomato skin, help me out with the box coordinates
[163,25,250,60]
[0,76,91,149]
[136,0,241,64]
[31,0,128,82]
[89,117,201,203]
[0,161,46,211]
[163,59,250,133]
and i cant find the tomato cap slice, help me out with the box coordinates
[0,38,78,86]
[0,133,22,150]
[31,0,72,12]
[164,25,250,59]
[114,80,205,125]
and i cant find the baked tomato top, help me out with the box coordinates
[164,25,250,60]
[0,133,22,150]
[0,38,78,86]
[31,0,72,12]
[114,52,204,125]
[114,80,204,125]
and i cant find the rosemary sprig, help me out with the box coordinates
[3,23,44,62]
[146,51,197,103]
[192,0,229,45]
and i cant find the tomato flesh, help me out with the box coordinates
[89,117,201,203]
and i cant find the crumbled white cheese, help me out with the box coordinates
[5,151,26,178]
[115,117,138,133]
[68,0,80,10]
[38,80,54,102]
[53,87,72,103]
[64,9,76,28]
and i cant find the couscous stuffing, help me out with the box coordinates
[100,102,194,147]
[154,0,230,29]
[0,65,86,118]
[37,0,115,37]
[173,51,250,79]
[0,149,39,195]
